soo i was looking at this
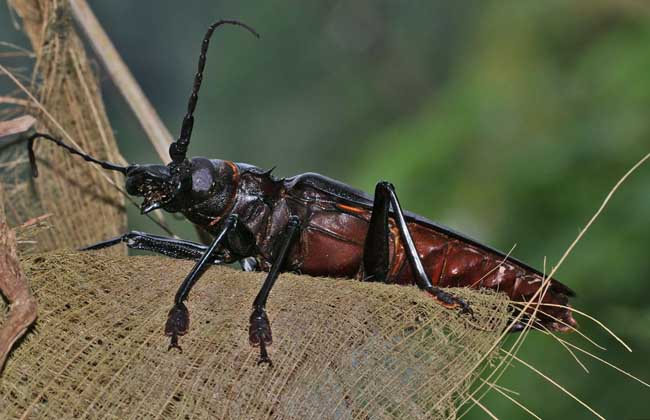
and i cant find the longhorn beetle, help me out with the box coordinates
[27,20,576,365]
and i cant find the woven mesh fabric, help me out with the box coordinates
[1,0,126,254]
[0,251,510,419]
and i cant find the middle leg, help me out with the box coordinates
[248,215,301,366]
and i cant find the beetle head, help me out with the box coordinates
[125,164,180,214]
[125,157,235,216]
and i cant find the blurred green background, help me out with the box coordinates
[1,1,649,418]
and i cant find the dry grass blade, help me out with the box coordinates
[457,151,650,418]
[540,151,650,287]
[516,302,632,352]
[0,41,34,56]
[537,324,589,373]
[502,348,606,420]
[476,378,543,420]
[457,260,552,418]
[555,336,650,389]
[1,0,127,252]
[0,114,34,142]
[466,394,500,420]
[509,302,608,350]
[0,95,29,106]
[0,63,173,236]
[68,0,174,162]
[469,243,517,289]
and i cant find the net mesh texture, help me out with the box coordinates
[1,0,126,254]
[0,251,509,419]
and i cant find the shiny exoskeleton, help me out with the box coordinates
[27,20,576,365]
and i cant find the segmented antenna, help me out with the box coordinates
[28,132,128,177]
[169,19,260,164]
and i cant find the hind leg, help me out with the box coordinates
[361,181,471,314]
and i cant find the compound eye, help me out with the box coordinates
[191,166,214,197]
[126,172,147,196]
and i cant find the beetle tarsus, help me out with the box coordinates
[167,334,183,353]
[257,341,273,367]
[425,286,474,317]
[247,218,300,365]
[249,306,273,365]
[459,300,475,320]
[165,302,189,352]
[248,307,273,366]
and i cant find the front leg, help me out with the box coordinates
[248,216,301,366]
[362,182,472,314]
[81,231,224,263]
[165,214,238,352]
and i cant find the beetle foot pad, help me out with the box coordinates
[249,307,273,366]
[165,302,189,352]
[426,287,474,318]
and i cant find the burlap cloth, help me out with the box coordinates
[0,251,509,419]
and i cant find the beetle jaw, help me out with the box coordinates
[140,195,163,214]
[124,164,180,214]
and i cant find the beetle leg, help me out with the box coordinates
[239,257,258,272]
[248,215,301,366]
[83,232,258,272]
[165,214,239,352]
[361,183,392,283]
[362,182,472,315]
[81,231,226,263]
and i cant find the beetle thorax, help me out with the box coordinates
[177,158,239,227]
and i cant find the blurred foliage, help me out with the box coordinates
[1,0,649,419]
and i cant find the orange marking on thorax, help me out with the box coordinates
[224,160,239,178]
[335,203,367,215]
[221,160,240,214]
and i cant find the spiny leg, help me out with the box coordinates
[362,181,472,315]
[80,231,225,262]
[165,215,238,352]
[249,216,300,366]
[83,231,259,271]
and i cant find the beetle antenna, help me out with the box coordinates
[169,19,260,164]
[27,132,128,178]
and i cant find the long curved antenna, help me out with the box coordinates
[169,19,260,164]
[28,132,128,177]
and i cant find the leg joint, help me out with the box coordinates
[376,180,395,192]
[287,215,301,228]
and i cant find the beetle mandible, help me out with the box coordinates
[27,20,576,365]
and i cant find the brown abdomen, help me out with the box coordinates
[394,222,577,331]
[299,210,367,277]
[298,208,576,332]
